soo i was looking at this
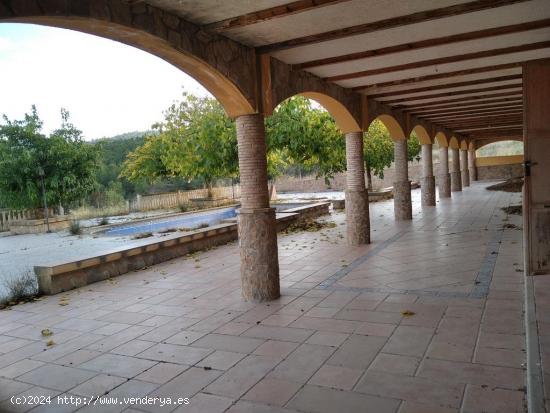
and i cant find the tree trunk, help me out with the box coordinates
[206,181,213,199]
[366,162,373,191]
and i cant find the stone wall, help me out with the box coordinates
[275,161,428,192]
[477,164,523,180]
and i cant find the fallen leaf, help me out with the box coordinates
[41,329,53,337]
[401,310,416,317]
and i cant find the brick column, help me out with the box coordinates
[236,114,279,302]
[393,140,412,220]
[438,146,451,198]
[468,150,477,182]
[450,148,462,192]
[460,149,470,187]
[345,132,370,245]
[421,144,436,206]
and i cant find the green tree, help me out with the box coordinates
[121,94,238,197]
[266,97,346,183]
[122,94,347,191]
[363,120,394,190]
[363,120,422,190]
[0,107,99,210]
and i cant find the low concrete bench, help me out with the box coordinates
[35,203,329,295]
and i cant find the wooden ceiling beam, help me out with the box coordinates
[365,74,522,98]
[257,0,528,53]
[352,62,522,91]
[204,0,352,32]
[429,111,523,123]
[397,93,522,110]
[444,119,523,129]
[383,83,522,104]
[428,107,523,119]
[327,40,550,81]
[412,101,523,115]
[298,18,550,69]
[418,105,523,118]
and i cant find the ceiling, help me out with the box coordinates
[145,0,550,142]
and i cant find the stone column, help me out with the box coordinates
[438,146,451,198]
[393,140,412,220]
[421,144,436,206]
[236,114,279,302]
[468,150,477,182]
[460,149,470,187]
[345,132,370,245]
[450,148,462,192]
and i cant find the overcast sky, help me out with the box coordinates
[0,23,210,140]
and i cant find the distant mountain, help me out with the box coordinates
[91,130,155,143]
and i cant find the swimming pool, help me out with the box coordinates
[104,206,238,236]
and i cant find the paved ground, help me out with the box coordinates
[0,182,526,413]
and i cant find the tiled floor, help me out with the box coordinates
[0,183,527,413]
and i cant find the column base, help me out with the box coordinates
[421,176,436,206]
[237,208,280,302]
[393,180,412,220]
[450,171,462,192]
[345,190,370,245]
[461,170,470,187]
[437,173,451,198]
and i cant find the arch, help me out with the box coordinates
[411,125,432,145]
[370,114,406,141]
[468,141,476,151]
[460,140,468,150]
[449,136,460,149]
[434,131,448,147]
[1,13,255,118]
[299,92,361,134]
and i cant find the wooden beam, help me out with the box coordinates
[365,74,522,98]
[461,125,522,132]
[352,63,522,91]
[383,83,522,104]
[419,105,523,118]
[397,93,523,110]
[298,18,550,69]
[257,0,528,53]
[204,0,352,32]
[429,110,523,121]
[412,101,523,115]
[327,40,550,81]
[443,114,523,124]
[445,119,523,129]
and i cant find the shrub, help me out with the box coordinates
[99,217,109,226]
[179,202,192,212]
[196,223,209,229]
[69,220,82,235]
[1,271,38,307]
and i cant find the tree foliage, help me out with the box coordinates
[0,107,99,210]
[122,94,347,189]
[121,94,238,192]
[363,119,422,189]
[266,97,345,182]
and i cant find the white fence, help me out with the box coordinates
[0,209,35,232]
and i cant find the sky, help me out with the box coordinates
[0,23,211,140]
